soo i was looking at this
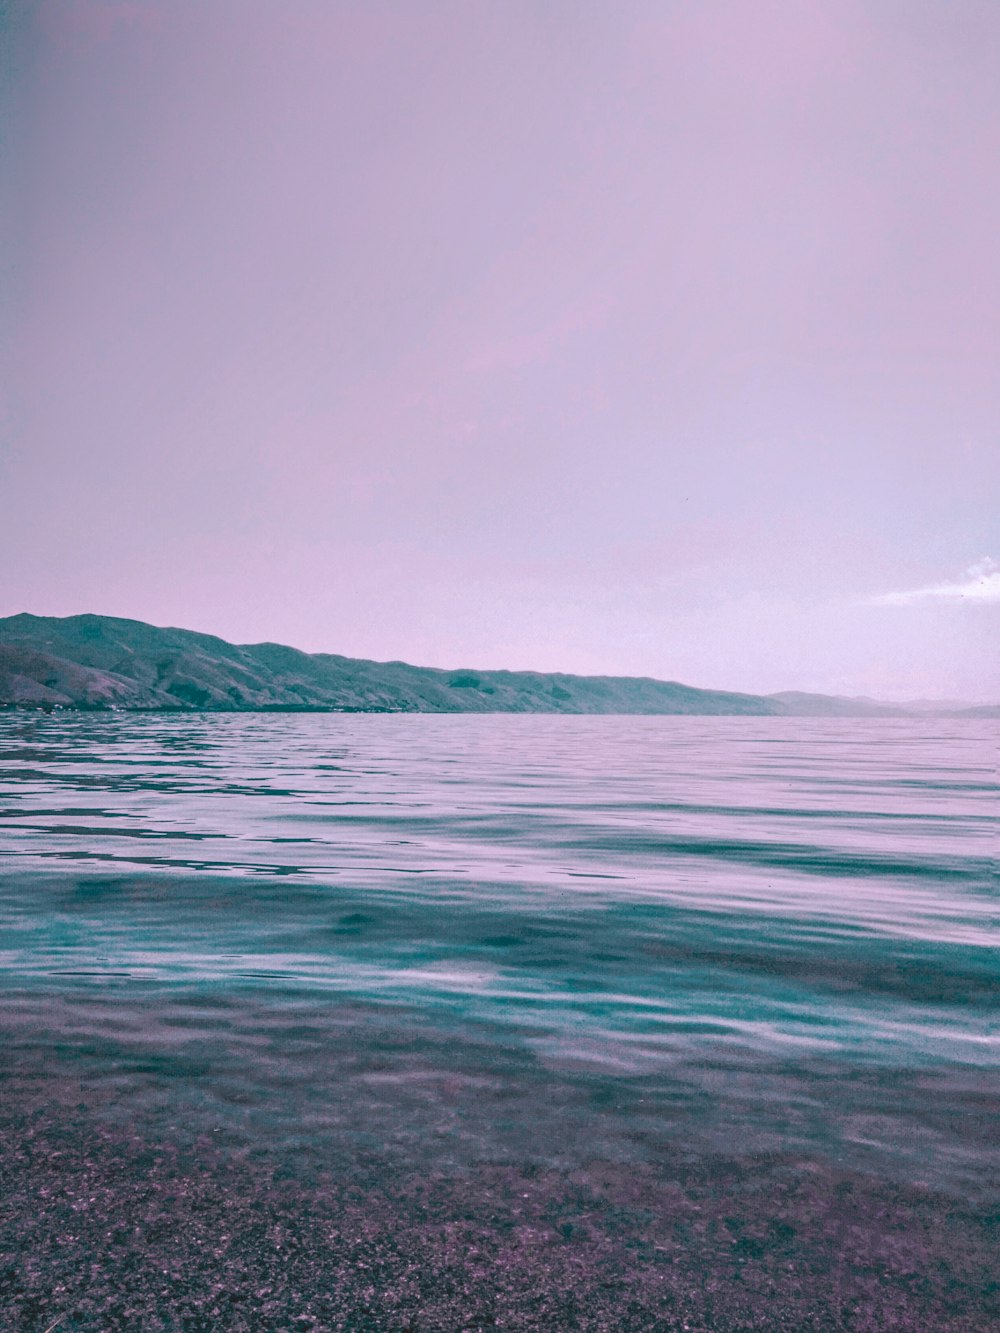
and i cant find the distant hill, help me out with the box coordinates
[765,691,907,718]
[0,614,987,716]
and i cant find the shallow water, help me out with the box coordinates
[1,712,996,1195]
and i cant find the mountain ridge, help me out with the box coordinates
[0,613,989,716]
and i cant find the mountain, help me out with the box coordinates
[0,614,780,713]
[0,614,986,716]
[766,691,906,717]
[899,698,1000,717]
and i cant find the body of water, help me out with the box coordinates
[0,711,995,1197]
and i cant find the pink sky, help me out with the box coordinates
[3,0,999,699]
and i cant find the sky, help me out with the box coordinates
[2,0,998,700]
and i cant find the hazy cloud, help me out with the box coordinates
[871,559,1000,605]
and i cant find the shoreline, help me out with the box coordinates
[2,1079,996,1332]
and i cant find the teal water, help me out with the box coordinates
[1,712,996,1194]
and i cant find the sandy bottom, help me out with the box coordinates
[1,1081,997,1333]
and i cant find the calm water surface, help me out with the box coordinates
[1,713,996,1193]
